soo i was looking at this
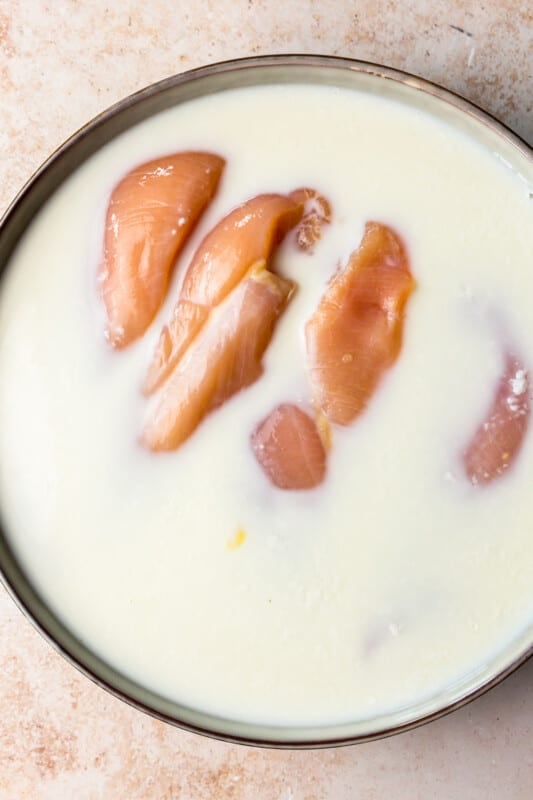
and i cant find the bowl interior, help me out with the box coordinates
[0,55,532,747]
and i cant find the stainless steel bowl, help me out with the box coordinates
[1,55,532,748]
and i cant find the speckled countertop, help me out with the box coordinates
[1,2,532,798]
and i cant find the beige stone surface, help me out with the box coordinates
[0,1,532,797]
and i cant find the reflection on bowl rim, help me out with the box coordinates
[0,54,532,749]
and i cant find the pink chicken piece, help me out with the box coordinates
[100,151,225,348]
[142,268,294,452]
[306,221,415,426]
[143,193,305,395]
[463,354,530,486]
[251,403,327,490]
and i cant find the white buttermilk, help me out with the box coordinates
[0,85,532,725]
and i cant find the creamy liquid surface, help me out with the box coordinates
[0,85,532,726]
